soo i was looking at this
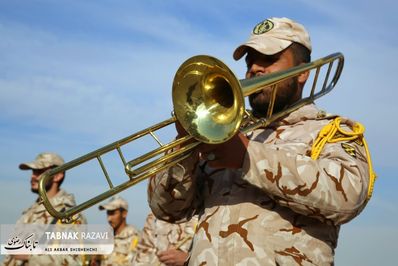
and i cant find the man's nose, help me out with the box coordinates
[247,63,268,78]
[31,173,39,180]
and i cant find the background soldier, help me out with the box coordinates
[92,196,140,266]
[2,152,85,266]
[133,211,197,266]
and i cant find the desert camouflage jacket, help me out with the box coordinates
[133,212,197,265]
[148,104,373,265]
[2,189,84,266]
[99,224,140,266]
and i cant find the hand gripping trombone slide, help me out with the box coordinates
[39,52,344,223]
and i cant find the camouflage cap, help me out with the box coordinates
[99,196,128,211]
[19,152,65,170]
[233,17,312,60]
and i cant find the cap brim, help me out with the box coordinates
[99,205,119,211]
[19,162,38,170]
[233,45,249,61]
[99,205,108,211]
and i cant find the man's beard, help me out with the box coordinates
[249,77,299,117]
[31,179,53,194]
[110,220,123,233]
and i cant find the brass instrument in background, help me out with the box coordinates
[39,52,344,222]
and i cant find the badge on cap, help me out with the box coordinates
[253,19,274,35]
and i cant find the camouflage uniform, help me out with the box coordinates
[133,212,197,265]
[2,189,84,266]
[148,104,374,265]
[99,225,140,266]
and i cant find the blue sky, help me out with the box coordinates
[0,0,397,264]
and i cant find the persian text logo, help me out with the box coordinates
[4,233,39,251]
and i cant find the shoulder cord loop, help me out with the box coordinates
[311,117,377,201]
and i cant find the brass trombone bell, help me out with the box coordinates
[172,56,244,144]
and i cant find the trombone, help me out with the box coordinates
[39,52,344,222]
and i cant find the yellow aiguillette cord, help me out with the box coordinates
[311,117,377,201]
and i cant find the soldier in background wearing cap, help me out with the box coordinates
[91,196,140,266]
[2,152,86,266]
[133,211,197,266]
[148,17,375,265]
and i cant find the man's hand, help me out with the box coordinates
[175,119,249,169]
[157,248,188,266]
[199,132,249,169]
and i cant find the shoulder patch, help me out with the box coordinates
[354,138,364,146]
[341,143,356,158]
[253,19,274,35]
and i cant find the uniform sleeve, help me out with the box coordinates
[242,120,371,225]
[148,154,201,223]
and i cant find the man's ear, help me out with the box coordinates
[298,69,310,84]
[53,172,64,183]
